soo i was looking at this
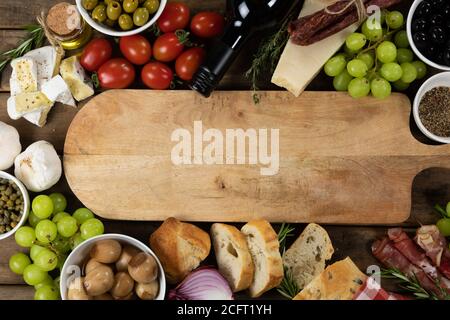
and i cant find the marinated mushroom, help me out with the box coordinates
[83,264,115,296]
[110,272,134,297]
[116,245,140,272]
[94,292,114,300]
[90,239,122,263]
[128,252,158,284]
[84,259,104,275]
[135,280,159,300]
[67,277,92,300]
[113,291,135,300]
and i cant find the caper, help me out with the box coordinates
[107,1,122,20]
[133,7,149,27]
[82,0,99,10]
[118,13,133,30]
[143,0,159,14]
[123,0,139,13]
[0,180,23,234]
[92,4,107,22]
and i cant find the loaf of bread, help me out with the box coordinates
[211,223,254,292]
[241,220,284,298]
[293,257,367,300]
[149,217,211,284]
[283,223,334,289]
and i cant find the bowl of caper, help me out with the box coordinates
[76,0,166,37]
[0,171,30,241]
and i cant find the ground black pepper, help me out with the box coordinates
[418,86,450,137]
[0,178,24,234]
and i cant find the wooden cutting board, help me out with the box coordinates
[64,90,450,224]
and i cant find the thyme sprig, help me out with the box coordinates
[0,25,45,73]
[277,266,300,299]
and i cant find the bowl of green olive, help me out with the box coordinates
[0,171,30,241]
[76,0,166,37]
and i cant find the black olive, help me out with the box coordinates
[443,4,450,16]
[430,0,444,8]
[412,17,428,32]
[430,26,446,44]
[413,31,429,48]
[429,14,443,26]
[416,1,432,17]
[443,48,450,66]
[435,50,445,64]
[426,44,439,58]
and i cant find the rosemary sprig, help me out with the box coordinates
[277,222,295,254]
[0,24,45,74]
[277,266,300,299]
[245,17,292,104]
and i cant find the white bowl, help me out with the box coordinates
[413,72,450,143]
[406,0,450,71]
[0,171,30,241]
[60,233,166,300]
[75,0,167,37]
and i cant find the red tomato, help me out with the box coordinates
[153,32,185,62]
[119,35,152,65]
[141,62,173,90]
[175,47,206,81]
[80,38,113,72]
[98,58,136,89]
[157,2,190,33]
[190,12,225,38]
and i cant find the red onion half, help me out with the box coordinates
[168,267,234,300]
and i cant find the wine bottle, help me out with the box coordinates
[190,0,303,97]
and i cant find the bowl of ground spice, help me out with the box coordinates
[0,171,30,241]
[413,72,450,144]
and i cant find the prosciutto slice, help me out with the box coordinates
[388,228,450,290]
[372,237,443,298]
[416,225,450,279]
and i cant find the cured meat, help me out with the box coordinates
[416,225,450,279]
[388,228,450,290]
[289,0,403,45]
[372,237,443,298]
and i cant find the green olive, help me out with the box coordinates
[82,0,99,10]
[143,0,159,14]
[107,1,122,20]
[133,7,149,27]
[138,0,146,3]
[105,18,116,27]
[123,0,139,13]
[92,4,107,23]
[104,0,114,4]
[118,14,134,30]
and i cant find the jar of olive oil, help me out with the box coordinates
[46,2,93,50]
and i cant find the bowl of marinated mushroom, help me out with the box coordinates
[60,233,166,300]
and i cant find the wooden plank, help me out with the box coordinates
[0,285,34,300]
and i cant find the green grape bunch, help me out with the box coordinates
[9,193,105,300]
[324,10,427,99]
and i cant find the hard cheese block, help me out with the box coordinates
[272,0,359,96]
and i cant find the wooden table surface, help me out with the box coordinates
[1,0,449,300]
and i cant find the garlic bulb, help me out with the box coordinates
[0,121,21,170]
[14,141,62,192]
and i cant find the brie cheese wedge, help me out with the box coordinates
[24,46,61,88]
[10,57,38,95]
[42,75,76,107]
[60,56,94,102]
[14,92,53,113]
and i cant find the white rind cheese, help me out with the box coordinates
[24,46,61,89]
[10,57,38,95]
[60,56,94,102]
[42,75,76,107]
[271,0,359,96]
[14,92,53,113]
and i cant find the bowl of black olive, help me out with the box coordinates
[407,0,450,70]
[0,171,30,241]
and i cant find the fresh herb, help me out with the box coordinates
[277,266,300,299]
[277,222,295,254]
[245,17,291,104]
[380,268,450,300]
[434,203,449,219]
[0,25,45,74]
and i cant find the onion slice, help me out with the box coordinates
[168,267,234,300]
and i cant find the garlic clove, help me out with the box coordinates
[14,141,62,192]
[0,121,21,170]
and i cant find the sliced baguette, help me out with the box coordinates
[241,220,283,298]
[293,257,367,300]
[211,223,254,292]
[283,223,334,289]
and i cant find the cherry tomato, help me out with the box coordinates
[153,32,185,62]
[80,38,113,72]
[141,62,173,90]
[157,2,190,33]
[190,12,225,38]
[98,58,136,89]
[175,47,206,81]
[119,35,152,65]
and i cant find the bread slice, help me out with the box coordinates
[283,223,334,289]
[241,220,284,297]
[149,217,211,284]
[211,223,254,292]
[293,257,367,300]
